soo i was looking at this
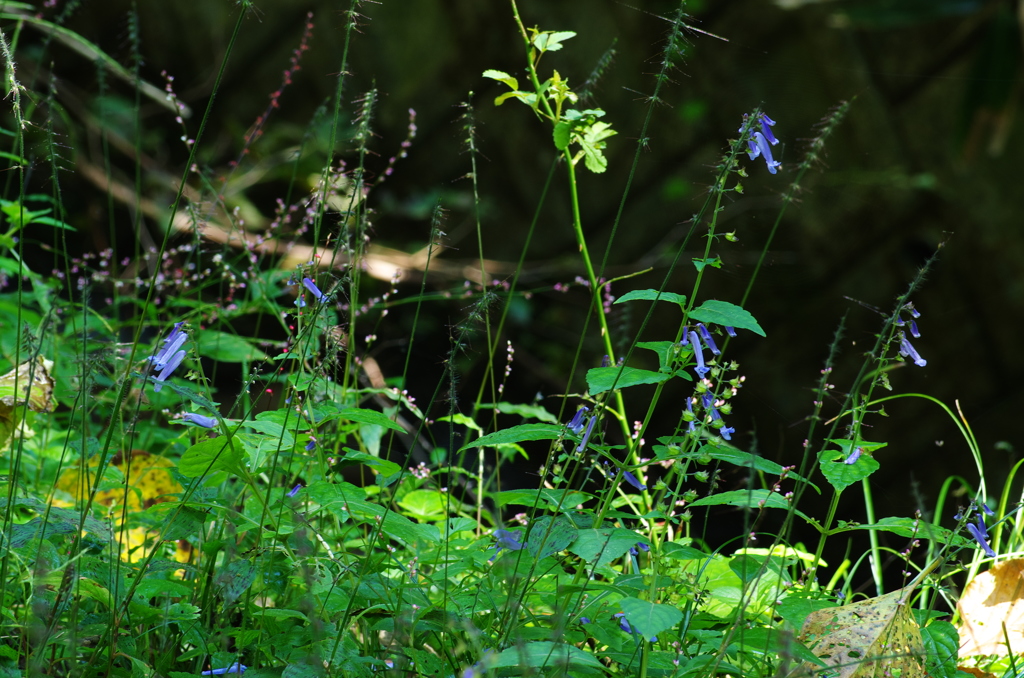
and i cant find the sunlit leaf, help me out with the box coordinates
[689,300,766,336]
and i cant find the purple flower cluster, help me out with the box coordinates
[895,304,927,367]
[961,501,997,558]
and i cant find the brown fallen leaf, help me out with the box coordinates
[958,558,1024,657]
[0,356,55,446]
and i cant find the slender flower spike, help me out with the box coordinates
[576,414,598,453]
[966,520,996,558]
[182,413,217,429]
[898,333,927,367]
[623,471,647,491]
[567,406,589,435]
[697,324,721,355]
[302,277,327,303]
[844,447,862,465]
[201,664,247,676]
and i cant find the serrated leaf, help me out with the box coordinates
[819,439,885,492]
[920,620,961,678]
[690,300,766,336]
[459,423,565,450]
[615,289,687,306]
[321,407,404,433]
[553,121,570,150]
[619,597,682,641]
[586,366,673,395]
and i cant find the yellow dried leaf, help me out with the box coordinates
[798,586,926,678]
[0,356,55,445]
[958,558,1024,657]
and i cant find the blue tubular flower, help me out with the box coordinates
[747,132,782,174]
[579,617,591,625]
[623,470,646,491]
[690,330,710,378]
[844,447,862,465]
[576,414,598,453]
[637,542,650,552]
[974,514,989,539]
[492,529,525,554]
[910,320,920,338]
[305,437,316,451]
[151,322,187,369]
[182,413,217,429]
[697,324,720,355]
[201,664,247,676]
[567,406,589,435]
[724,326,737,337]
[966,520,996,558]
[287,484,302,498]
[302,277,327,303]
[720,426,735,441]
[898,333,927,367]
[153,349,187,392]
[758,113,778,145]
[614,613,632,634]
[979,501,996,516]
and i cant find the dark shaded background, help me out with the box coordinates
[9,0,1024,570]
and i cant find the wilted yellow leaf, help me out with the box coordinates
[798,587,926,678]
[0,356,55,445]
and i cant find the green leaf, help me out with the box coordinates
[397,489,448,521]
[480,401,557,423]
[136,374,220,412]
[689,300,766,337]
[553,121,571,150]
[322,407,404,433]
[525,515,578,560]
[459,423,565,450]
[692,256,722,272]
[586,366,673,395]
[531,31,577,52]
[615,289,687,307]
[920,619,961,678]
[195,330,268,362]
[689,489,812,523]
[306,481,439,545]
[845,517,971,548]
[436,412,482,432]
[818,439,886,492]
[178,438,247,477]
[338,448,402,478]
[569,527,643,567]
[32,216,75,230]
[481,69,518,90]
[637,341,679,372]
[491,641,601,673]
[492,488,593,511]
[619,597,683,641]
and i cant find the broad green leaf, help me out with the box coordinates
[492,488,593,511]
[693,256,722,272]
[819,439,886,492]
[727,627,824,666]
[690,300,766,336]
[306,481,439,545]
[459,423,565,450]
[615,289,687,306]
[689,489,812,523]
[436,412,482,432]
[843,517,970,548]
[637,341,679,372]
[619,597,683,641]
[321,407,405,433]
[553,121,571,150]
[481,69,518,90]
[397,489,448,521]
[178,438,247,477]
[919,620,960,678]
[776,594,841,633]
[532,30,577,52]
[195,330,268,362]
[569,527,643,567]
[662,542,708,560]
[480,401,557,423]
[338,448,402,478]
[659,441,817,491]
[525,515,578,560]
[490,640,601,673]
[586,366,673,395]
